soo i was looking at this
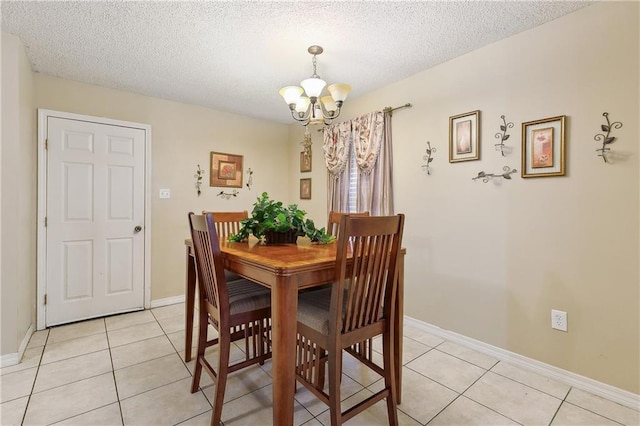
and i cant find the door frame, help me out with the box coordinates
[37,109,152,330]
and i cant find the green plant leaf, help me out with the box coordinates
[231,192,334,244]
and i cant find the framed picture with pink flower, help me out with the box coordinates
[521,115,566,178]
[210,151,243,188]
[449,110,480,163]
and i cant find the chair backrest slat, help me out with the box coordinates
[202,210,248,241]
[332,215,404,335]
[327,211,370,238]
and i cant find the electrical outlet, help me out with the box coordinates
[159,189,171,199]
[551,309,567,332]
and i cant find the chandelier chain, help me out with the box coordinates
[311,54,319,78]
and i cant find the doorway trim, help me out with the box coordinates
[37,109,152,330]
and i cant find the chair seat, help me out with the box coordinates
[225,270,242,283]
[298,287,352,335]
[228,279,271,315]
[298,288,332,334]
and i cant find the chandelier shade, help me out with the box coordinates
[279,86,304,105]
[280,45,351,126]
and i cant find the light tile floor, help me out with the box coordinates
[1,303,638,425]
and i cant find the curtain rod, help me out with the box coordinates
[383,103,412,115]
[316,102,412,132]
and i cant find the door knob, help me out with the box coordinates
[134,225,143,233]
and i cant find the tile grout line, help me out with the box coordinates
[104,318,126,426]
[558,398,628,425]
[156,307,215,424]
[487,362,571,401]
[20,329,50,425]
[424,364,525,426]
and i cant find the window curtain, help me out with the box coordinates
[323,120,352,213]
[323,110,394,215]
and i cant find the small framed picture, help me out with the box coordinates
[449,110,480,162]
[210,151,243,188]
[521,115,566,178]
[300,151,312,173]
[300,178,311,200]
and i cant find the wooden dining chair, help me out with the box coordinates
[327,210,376,369]
[188,212,272,426]
[295,214,405,426]
[327,210,370,239]
[202,210,248,282]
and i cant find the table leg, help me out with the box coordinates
[185,246,196,362]
[271,278,297,426]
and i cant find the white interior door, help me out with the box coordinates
[45,116,146,326]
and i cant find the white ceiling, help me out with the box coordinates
[2,1,592,124]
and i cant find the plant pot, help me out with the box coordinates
[264,229,298,245]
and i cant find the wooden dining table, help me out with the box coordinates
[184,237,405,426]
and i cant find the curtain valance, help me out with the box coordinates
[322,120,352,178]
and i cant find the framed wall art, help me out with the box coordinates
[521,115,566,178]
[210,151,243,188]
[300,151,312,173]
[300,178,311,200]
[449,110,480,162]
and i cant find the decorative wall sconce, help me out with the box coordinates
[217,190,239,199]
[472,166,517,183]
[301,127,313,156]
[594,112,622,163]
[421,141,436,175]
[194,164,205,196]
[245,168,254,190]
[494,115,514,156]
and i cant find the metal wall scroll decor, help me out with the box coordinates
[422,141,436,175]
[301,127,313,156]
[594,112,622,163]
[217,190,239,199]
[472,166,517,183]
[246,168,254,190]
[194,164,205,196]
[494,115,514,156]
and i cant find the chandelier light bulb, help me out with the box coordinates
[327,83,351,104]
[295,97,310,115]
[279,86,303,107]
[300,77,326,99]
[320,96,337,113]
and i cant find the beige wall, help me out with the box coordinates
[2,1,637,395]
[1,33,36,357]
[288,125,328,227]
[301,2,640,393]
[34,76,291,301]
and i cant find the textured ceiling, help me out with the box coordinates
[2,1,592,123]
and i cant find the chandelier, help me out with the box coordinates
[279,45,351,126]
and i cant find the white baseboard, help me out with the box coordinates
[149,295,185,309]
[0,323,34,368]
[404,316,640,410]
[0,352,19,368]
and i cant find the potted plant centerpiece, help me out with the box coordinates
[229,192,335,244]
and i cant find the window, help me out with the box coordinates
[347,146,358,213]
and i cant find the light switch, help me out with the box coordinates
[159,189,171,199]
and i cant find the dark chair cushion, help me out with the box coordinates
[228,279,271,314]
